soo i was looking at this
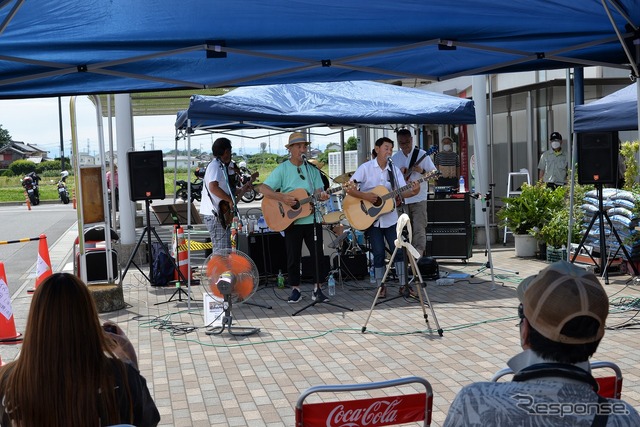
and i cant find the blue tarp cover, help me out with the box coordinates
[175,81,475,130]
[0,0,637,98]
[574,83,638,132]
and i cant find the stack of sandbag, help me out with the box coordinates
[580,188,640,260]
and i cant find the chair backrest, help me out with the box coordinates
[490,360,623,399]
[295,376,433,427]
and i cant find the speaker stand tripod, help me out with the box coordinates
[120,199,195,305]
[361,235,443,336]
[470,186,518,289]
[570,183,639,284]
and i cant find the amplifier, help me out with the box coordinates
[425,225,472,259]
[333,253,368,279]
[237,232,287,275]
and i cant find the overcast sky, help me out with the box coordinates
[0,96,355,158]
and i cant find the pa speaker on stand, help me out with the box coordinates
[577,132,618,185]
[128,150,166,201]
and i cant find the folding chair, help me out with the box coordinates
[295,376,433,427]
[490,360,623,399]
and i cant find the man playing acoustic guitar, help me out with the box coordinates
[258,132,330,304]
[344,137,419,298]
[200,138,255,253]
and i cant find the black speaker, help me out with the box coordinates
[577,132,618,185]
[237,232,287,275]
[301,255,331,281]
[128,150,166,201]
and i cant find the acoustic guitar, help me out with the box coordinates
[262,183,351,232]
[343,170,440,230]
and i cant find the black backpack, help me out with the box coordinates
[151,242,175,286]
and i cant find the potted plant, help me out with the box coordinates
[497,182,565,257]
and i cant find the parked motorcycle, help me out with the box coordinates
[237,162,260,203]
[175,167,204,202]
[57,170,70,204]
[21,171,41,206]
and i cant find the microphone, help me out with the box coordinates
[387,156,393,165]
[301,154,308,163]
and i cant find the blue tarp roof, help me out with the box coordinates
[574,83,638,132]
[175,81,476,131]
[0,0,637,98]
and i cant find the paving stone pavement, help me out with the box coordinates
[3,227,640,426]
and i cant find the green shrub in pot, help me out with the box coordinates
[497,182,565,236]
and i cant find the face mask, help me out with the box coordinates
[443,144,452,152]
[551,141,561,150]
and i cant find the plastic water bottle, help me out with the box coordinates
[328,273,336,296]
[369,266,376,284]
[277,270,285,289]
[458,176,465,193]
[257,215,267,232]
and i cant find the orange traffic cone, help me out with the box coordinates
[174,227,189,283]
[24,190,31,211]
[0,262,23,344]
[28,234,52,294]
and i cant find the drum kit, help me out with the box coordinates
[319,171,367,255]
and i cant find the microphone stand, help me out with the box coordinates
[293,155,353,316]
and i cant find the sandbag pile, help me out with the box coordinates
[580,188,640,260]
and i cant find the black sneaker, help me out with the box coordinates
[312,288,329,302]
[288,288,303,303]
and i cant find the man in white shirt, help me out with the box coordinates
[391,129,436,257]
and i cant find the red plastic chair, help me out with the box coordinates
[295,376,433,427]
[490,360,623,399]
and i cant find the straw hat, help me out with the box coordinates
[285,132,310,149]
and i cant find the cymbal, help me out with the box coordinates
[333,171,354,184]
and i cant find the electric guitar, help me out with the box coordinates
[218,171,259,228]
[403,145,438,181]
[343,170,440,230]
[262,183,352,232]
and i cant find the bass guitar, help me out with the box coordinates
[403,145,438,181]
[343,170,440,230]
[262,183,351,232]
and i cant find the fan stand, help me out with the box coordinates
[206,294,260,336]
[361,230,443,336]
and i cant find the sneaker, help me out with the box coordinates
[312,288,329,302]
[288,288,303,303]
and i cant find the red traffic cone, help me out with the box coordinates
[28,234,52,294]
[0,262,23,344]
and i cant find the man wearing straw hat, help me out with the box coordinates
[258,132,329,304]
[444,260,640,426]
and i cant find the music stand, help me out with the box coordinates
[120,199,195,304]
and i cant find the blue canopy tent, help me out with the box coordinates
[574,82,639,132]
[174,81,476,133]
[0,0,638,98]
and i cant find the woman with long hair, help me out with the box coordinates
[0,273,160,426]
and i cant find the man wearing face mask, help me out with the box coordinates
[434,136,460,187]
[538,132,568,190]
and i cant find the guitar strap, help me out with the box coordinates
[407,147,420,170]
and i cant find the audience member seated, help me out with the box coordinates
[444,260,640,426]
[0,273,160,426]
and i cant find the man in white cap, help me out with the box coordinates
[538,131,568,189]
[444,260,640,426]
[258,132,329,303]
